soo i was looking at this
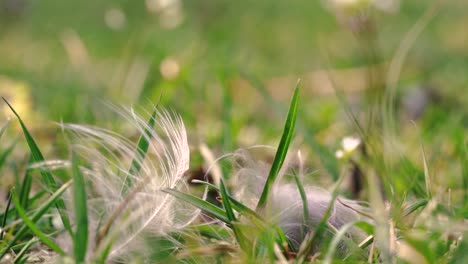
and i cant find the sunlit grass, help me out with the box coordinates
[0,1,466,263]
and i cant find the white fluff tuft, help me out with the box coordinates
[60,106,196,260]
[231,149,371,251]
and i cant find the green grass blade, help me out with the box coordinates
[163,188,230,224]
[0,192,13,241]
[3,98,73,236]
[191,179,263,220]
[293,172,310,239]
[244,74,339,180]
[19,156,33,211]
[219,180,236,222]
[257,82,300,209]
[403,199,428,217]
[10,188,65,255]
[72,154,88,263]
[124,108,158,193]
[0,180,72,259]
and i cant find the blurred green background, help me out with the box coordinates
[0,0,466,189]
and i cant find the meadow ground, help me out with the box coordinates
[0,1,467,263]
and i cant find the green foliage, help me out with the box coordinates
[0,181,72,259]
[3,98,73,237]
[71,154,88,263]
[10,188,64,255]
[0,1,466,263]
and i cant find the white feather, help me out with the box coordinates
[60,106,196,260]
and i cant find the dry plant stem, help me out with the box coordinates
[383,0,442,171]
[337,198,373,219]
[368,241,376,263]
[385,0,443,135]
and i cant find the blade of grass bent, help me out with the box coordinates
[256,82,300,209]
[3,98,72,236]
[10,188,65,255]
[0,180,72,259]
[72,154,88,263]
[163,188,230,224]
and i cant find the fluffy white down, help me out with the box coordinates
[232,149,371,251]
[60,107,197,260]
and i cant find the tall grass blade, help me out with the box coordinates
[0,180,72,259]
[257,82,300,209]
[244,74,339,180]
[10,188,65,254]
[72,154,88,263]
[2,98,73,236]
